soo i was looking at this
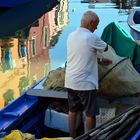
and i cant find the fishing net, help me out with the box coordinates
[43,67,66,91]
[43,46,140,97]
[96,107,116,127]
[98,46,140,97]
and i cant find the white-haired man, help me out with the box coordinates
[65,11,112,138]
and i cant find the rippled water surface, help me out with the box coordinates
[0,0,131,109]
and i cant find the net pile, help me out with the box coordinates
[43,67,66,91]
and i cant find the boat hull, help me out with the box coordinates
[0,78,71,138]
[0,0,33,8]
[127,7,140,43]
[0,0,59,38]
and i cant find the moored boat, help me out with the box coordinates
[0,78,72,139]
[0,0,59,38]
[127,7,140,44]
[0,0,33,8]
[1,21,140,140]
[0,0,34,14]
[0,76,139,140]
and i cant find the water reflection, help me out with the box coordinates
[0,37,29,108]
[3,89,14,106]
[0,0,137,109]
[0,0,59,38]
[18,76,29,94]
[18,31,27,58]
[1,48,13,72]
[0,0,68,109]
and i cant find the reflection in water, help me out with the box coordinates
[50,30,63,47]
[0,0,134,109]
[116,0,137,9]
[1,48,13,72]
[0,0,59,38]
[18,76,29,94]
[0,0,68,109]
[18,31,27,58]
[0,38,14,72]
[0,38,14,48]
[3,89,14,106]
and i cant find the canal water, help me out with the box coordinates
[0,0,132,109]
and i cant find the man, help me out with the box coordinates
[65,11,112,138]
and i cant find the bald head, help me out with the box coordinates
[80,11,99,32]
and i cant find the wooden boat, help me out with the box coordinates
[0,78,72,139]
[0,0,33,14]
[0,20,140,139]
[0,76,139,140]
[127,7,140,43]
[0,76,140,139]
[0,0,59,38]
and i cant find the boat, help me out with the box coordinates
[0,0,59,38]
[127,7,140,44]
[0,0,34,14]
[0,0,33,8]
[0,78,73,139]
[0,21,140,139]
[0,76,139,140]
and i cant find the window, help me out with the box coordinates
[43,26,48,48]
[31,36,36,56]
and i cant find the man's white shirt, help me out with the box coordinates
[65,27,107,90]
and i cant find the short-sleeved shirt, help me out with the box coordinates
[65,27,107,90]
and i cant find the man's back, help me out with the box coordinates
[65,27,103,90]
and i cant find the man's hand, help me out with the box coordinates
[98,58,112,66]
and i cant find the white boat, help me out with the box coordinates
[127,7,140,43]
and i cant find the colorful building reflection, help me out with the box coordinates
[0,0,68,109]
[0,38,28,108]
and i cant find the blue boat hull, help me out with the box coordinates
[0,0,33,8]
[0,0,59,38]
[0,77,140,139]
[0,78,70,138]
[0,79,42,138]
